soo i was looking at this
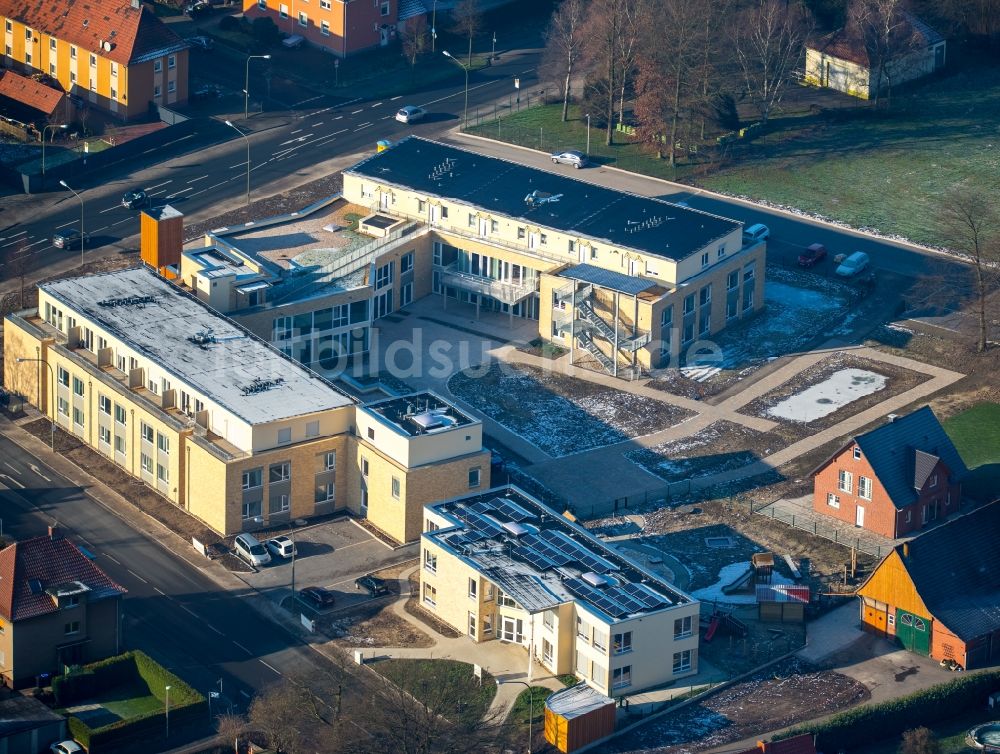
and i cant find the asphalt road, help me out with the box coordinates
[0,433,368,731]
[0,47,545,282]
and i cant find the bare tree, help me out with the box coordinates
[580,0,627,145]
[215,712,247,754]
[900,727,942,754]
[402,16,430,69]
[614,0,646,128]
[542,0,586,121]
[451,0,482,66]
[940,186,1000,353]
[932,0,1000,47]
[847,0,923,107]
[633,56,672,159]
[248,677,339,754]
[733,0,814,125]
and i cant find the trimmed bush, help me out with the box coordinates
[777,670,1000,752]
[218,14,240,31]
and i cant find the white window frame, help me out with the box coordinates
[612,665,632,689]
[827,492,840,509]
[838,469,853,494]
[423,550,437,573]
[858,476,872,501]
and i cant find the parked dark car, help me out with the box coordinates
[298,586,336,609]
[798,243,827,268]
[52,229,89,249]
[121,189,148,209]
[355,574,389,597]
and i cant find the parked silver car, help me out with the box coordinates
[551,149,587,168]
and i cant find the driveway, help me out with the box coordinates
[237,517,418,610]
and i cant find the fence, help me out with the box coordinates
[749,497,893,558]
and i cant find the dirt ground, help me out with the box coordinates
[597,657,870,754]
[740,351,930,445]
[448,363,695,457]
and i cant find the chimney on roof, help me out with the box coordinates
[131,0,141,8]
[48,525,63,541]
[887,414,899,422]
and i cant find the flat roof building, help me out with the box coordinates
[3,267,489,541]
[421,486,700,697]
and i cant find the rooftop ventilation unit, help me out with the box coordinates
[581,572,615,588]
[239,376,286,396]
[97,295,155,308]
[411,408,456,431]
[188,329,215,347]
[501,521,531,537]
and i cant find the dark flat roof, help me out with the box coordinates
[346,137,741,262]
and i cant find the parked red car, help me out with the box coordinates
[798,243,827,267]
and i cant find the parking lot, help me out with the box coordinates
[236,517,417,611]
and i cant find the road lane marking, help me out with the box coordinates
[55,219,78,229]
[111,219,130,226]
[144,180,172,191]
[356,122,372,128]
[99,205,119,214]
[0,474,24,488]
[351,109,363,114]
[28,463,51,482]
[420,79,494,107]
[259,660,282,675]
[233,641,253,655]
[187,188,208,198]
[127,568,149,584]
[178,603,200,618]
[205,182,228,191]
[4,462,17,472]
[333,128,348,135]
[390,95,402,100]
[229,161,249,169]
[371,102,383,108]
[187,175,209,183]
[334,115,343,120]
[104,554,122,564]
[291,128,302,134]
[154,586,166,595]
[23,238,49,249]
[206,623,224,635]
[310,121,324,127]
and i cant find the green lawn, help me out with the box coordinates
[695,65,1000,248]
[508,686,550,728]
[374,659,497,726]
[59,678,163,724]
[944,402,1000,502]
[467,104,696,182]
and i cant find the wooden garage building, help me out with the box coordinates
[856,500,1000,669]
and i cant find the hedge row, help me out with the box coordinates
[56,651,207,753]
[778,669,1000,752]
[53,653,136,706]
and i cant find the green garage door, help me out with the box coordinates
[896,609,931,655]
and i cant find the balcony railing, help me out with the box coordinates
[441,264,537,305]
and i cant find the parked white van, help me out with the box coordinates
[836,251,870,277]
[743,223,770,244]
[234,533,271,566]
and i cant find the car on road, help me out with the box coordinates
[50,742,83,754]
[299,586,336,609]
[52,229,89,250]
[742,223,770,244]
[551,149,587,168]
[395,105,426,124]
[835,251,870,277]
[355,574,389,597]
[266,535,297,559]
[187,35,213,50]
[121,189,148,209]
[234,533,271,567]
[192,83,222,100]
[185,0,212,15]
[797,242,827,268]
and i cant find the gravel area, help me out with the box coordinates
[448,363,695,457]
[624,421,770,483]
[597,657,869,754]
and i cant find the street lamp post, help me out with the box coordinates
[225,120,251,206]
[41,124,67,176]
[586,114,591,155]
[58,180,84,267]
[244,54,272,120]
[15,357,55,450]
[431,0,437,53]
[501,680,537,754]
[442,51,469,130]
[492,32,497,61]
[165,685,172,738]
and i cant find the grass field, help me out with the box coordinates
[471,64,1000,249]
[852,708,994,754]
[696,65,1000,248]
[374,659,497,726]
[61,679,163,727]
[944,402,1000,502]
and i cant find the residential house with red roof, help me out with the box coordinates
[856,500,1000,669]
[0,527,127,689]
[243,0,403,56]
[0,69,70,125]
[0,0,189,120]
[811,406,966,539]
[804,13,946,100]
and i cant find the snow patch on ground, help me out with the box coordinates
[766,368,887,422]
[692,561,793,604]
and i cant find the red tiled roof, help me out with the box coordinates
[809,13,943,69]
[0,0,187,67]
[0,70,64,116]
[0,533,126,622]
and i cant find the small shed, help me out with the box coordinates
[0,691,67,754]
[544,683,616,753]
[757,584,810,623]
